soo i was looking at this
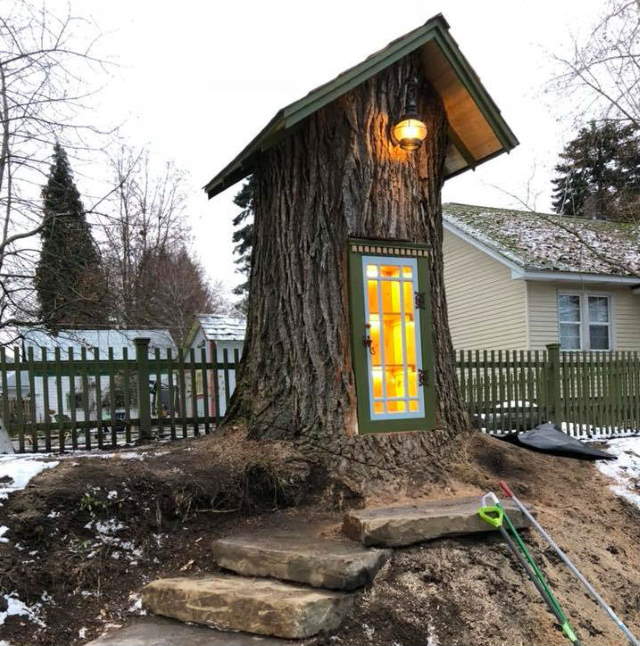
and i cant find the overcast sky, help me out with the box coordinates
[75,0,604,297]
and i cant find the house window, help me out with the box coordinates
[348,241,436,434]
[558,293,611,350]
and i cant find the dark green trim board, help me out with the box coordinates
[204,13,518,198]
[348,239,437,434]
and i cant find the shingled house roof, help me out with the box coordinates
[443,203,640,279]
[195,314,246,342]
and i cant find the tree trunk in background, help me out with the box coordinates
[227,54,468,478]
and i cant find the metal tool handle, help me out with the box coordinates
[499,481,640,646]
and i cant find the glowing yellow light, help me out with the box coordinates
[392,118,427,151]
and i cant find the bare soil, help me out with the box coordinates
[2,430,640,646]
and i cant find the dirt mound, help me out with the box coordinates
[0,430,320,646]
[332,434,640,646]
[2,431,640,646]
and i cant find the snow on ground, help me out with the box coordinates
[0,454,59,503]
[0,454,60,632]
[0,594,45,628]
[597,437,640,508]
[55,448,169,461]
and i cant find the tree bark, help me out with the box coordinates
[227,53,468,479]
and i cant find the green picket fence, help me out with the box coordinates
[456,344,640,438]
[2,338,240,454]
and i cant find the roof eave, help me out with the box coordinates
[204,14,518,198]
[513,268,640,287]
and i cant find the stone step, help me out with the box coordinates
[141,575,354,639]
[212,532,391,590]
[343,495,530,547]
[84,616,295,645]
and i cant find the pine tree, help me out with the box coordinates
[231,177,254,309]
[35,143,108,330]
[551,121,640,220]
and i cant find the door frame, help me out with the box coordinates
[347,238,437,434]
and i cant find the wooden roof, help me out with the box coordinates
[205,14,518,198]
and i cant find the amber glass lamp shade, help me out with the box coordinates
[391,117,428,151]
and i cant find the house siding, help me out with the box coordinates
[443,229,528,349]
[526,281,640,351]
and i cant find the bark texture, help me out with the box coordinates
[228,54,469,481]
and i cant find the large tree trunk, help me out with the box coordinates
[228,53,468,479]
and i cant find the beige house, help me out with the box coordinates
[443,204,640,351]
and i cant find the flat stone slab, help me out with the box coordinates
[342,496,530,547]
[84,616,294,645]
[142,575,354,639]
[86,617,292,646]
[212,532,391,590]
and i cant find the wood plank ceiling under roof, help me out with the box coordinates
[205,14,518,198]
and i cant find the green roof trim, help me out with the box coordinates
[204,14,518,198]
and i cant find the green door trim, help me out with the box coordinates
[348,239,437,434]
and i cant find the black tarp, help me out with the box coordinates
[508,423,615,460]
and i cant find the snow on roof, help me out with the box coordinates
[195,314,246,342]
[19,328,176,359]
[443,203,640,277]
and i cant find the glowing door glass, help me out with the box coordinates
[363,256,424,419]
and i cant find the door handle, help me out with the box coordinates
[362,324,375,355]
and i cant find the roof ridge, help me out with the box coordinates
[443,202,557,217]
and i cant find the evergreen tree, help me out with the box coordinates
[35,143,108,330]
[551,121,640,220]
[231,177,254,309]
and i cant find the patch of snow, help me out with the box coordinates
[107,490,118,500]
[362,623,375,640]
[127,592,146,615]
[58,449,170,460]
[0,594,45,627]
[0,526,8,543]
[47,510,60,519]
[562,422,639,440]
[494,400,537,409]
[426,622,439,646]
[0,455,58,502]
[84,519,126,535]
[597,437,640,508]
[78,627,87,640]
[84,519,142,560]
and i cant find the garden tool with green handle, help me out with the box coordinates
[499,480,640,646]
[478,492,583,646]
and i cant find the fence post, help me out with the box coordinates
[546,343,562,425]
[134,338,152,441]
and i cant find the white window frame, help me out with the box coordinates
[557,291,614,351]
[361,255,425,420]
